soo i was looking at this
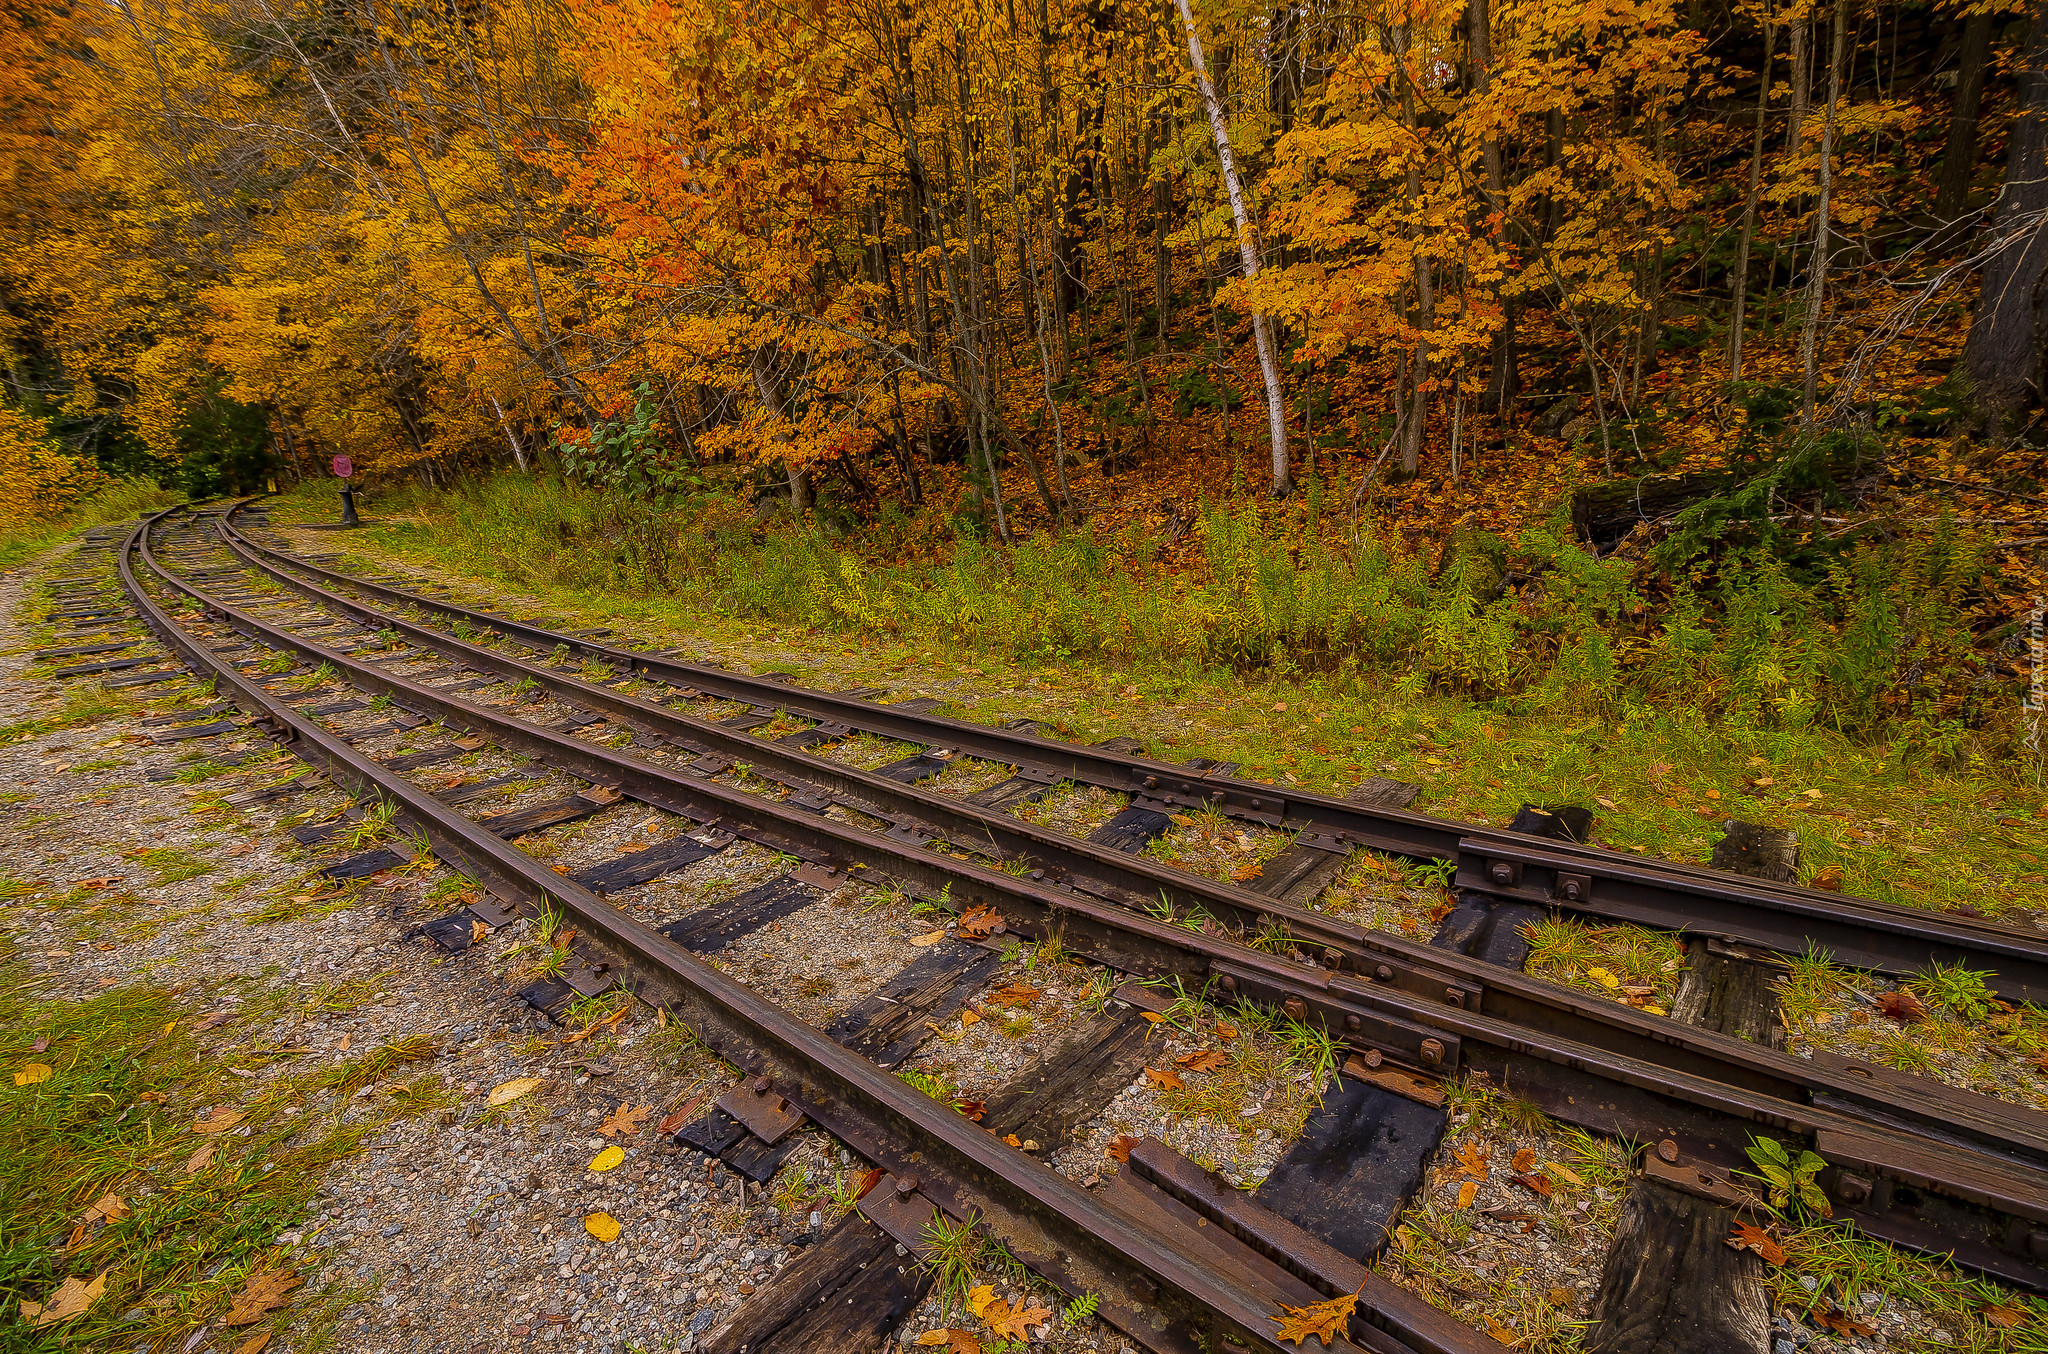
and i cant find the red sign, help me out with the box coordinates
[332,455,354,479]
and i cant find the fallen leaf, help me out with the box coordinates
[982,1296,1053,1341]
[1482,1208,1539,1232]
[598,1103,651,1138]
[1511,1148,1536,1173]
[1877,991,1925,1024]
[1981,1301,2032,1329]
[915,1331,982,1354]
[236,1334,272,1354]
[1143,1065,1184,1090]
[908,929,949,947]
[1272,1286,1359,1346]
[193,1011,233,1032]
[1545,1287,1573,1307]
[1544,1161,1585,1186]
[588,1146,625,1172]
[31,1037,47,1053]
[656,1092,707,1137]
[1169,814,1193,826]
[967,1285,1000,1320]
[955,1100,985,1122]
[1483,1315,1523,1346]
[1455,1180,1478,1209]
[1454,1140,1490,1179]
[470,919,490,943]
[584,1212,621,1242]
[221,1270,301,1325]
[1004,1133,1022,1147]
[986,983,1040,1008]
[958,1009,981,1026]
[1725,1223,1786,1266]
[185,1143,216,1174]
[78,1192,127,1226]
[1176,1049,1225,1073]
[1586,967,1619,990]
[852,1167,883,1200]
[488,1076,541,1106]
[957,906,1004,938]
[1511,1173,1553,1198]
[14,1064,52,1086]
[20,1270,108,1327]
[193,1107,244,1134]
[1596,796,1618,810]
[1107,1135,1141,1163]
[1215,1022,1238,1041]
[1815,1308,1876,1338]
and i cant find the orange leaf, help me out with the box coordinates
[1175,1049,1225,1073]
[1454,1141,1489,1179]
[1510,1148,1535,1173]
[1815,1308,1876,1338]
[983,1296,1052,1341]
[598,1102,652,1137]
[1107,1135,1141,1163]
[1981,1301,2033,1329]
[1143,1065,1184,1090]
[221,1270,301,1326]
[1725,1223,1786,1266]
[1511,1173,1553,1198]
[957,906,1005,938]
[1455,1180,1478,1209]
[986,983,1040,1008]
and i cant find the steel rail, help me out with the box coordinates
[222,506,2048,1005]
[162,511,2048,1289]
[203,505,2048,1182]
[122,510,1484,1354]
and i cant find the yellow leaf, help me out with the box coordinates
[588,1145,625,1172]
[1272,1285,1359,1346]
[20,1270,107,1327]
[967,1284,1000,1320]
[909,929,948,947]
[1544,1162,1585,1186]
[14,1064,52,1086]
[584,1212,621,1242]
[1455,1180,1478,1209]
[488,1076,541,1106]
[1586,968,1619,989]
[236,1333,273,1354]
[1484,1315,1524,1346]
[959,1009,980,1026]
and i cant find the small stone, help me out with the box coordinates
[380,1223,403,1238]
[689,1308,717,1334]
[1775,1341,1795,1354]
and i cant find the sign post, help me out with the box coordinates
[332,455,360,528]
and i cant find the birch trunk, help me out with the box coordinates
[1172,0,1291,497]
[1799,0,1849,426]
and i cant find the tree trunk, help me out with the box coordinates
[1935,8,1997,220]
[488,393,529,472]
[1472,0,1517,417]
[1799,0,1850,427]
[1729,15,1776,381]
[1963,6,2048,433]
[750,343,811,517]
[1786,18,1810,154]
[1173,0,1291,497]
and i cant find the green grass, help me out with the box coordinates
[0,684,142,748]
[0,965,436,1350]
[133,848,212,886]
[0,477,179,570]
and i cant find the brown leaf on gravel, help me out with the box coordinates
[915,1330,982,1354]
[1877,991,1926,1024]
[985,983,1040,1008]
[1454,1141,1489,1179]
[1143,1065,1184,1091]
[193,1012,233,1032]
[1511,1173,1553,1198]
[852,1167,884,1201]
[1455,1180,1478,1209]
[1510,1148,1536,1173]
[1215,1022,1237,1041]
[657,1092,707,1136]
[1175,1049,1225,1073]
[908,929,949,947]
[598,1103,651,1137]
[221,1270,301,1326]
[469,919,489,943]
[1107,1135,1141,1163]
[983,1296,1052,1342]
[1814,1308,1875,1338]
[957,906,1004,938]
[1482,1208,1539,1233]
[235,1334,272,1354]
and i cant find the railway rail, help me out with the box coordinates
[58,502,2048,1352]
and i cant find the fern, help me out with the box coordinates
[1063,1292,1100,1325]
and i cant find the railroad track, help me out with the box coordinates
[58,503,2048,1351]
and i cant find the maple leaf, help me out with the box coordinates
[598,1102,651,1137]
[221,1270,301,1326]
[20,1270,107,1327]
[1143,1065,1184,1090]
[982,1296,1052,1341]
[1454,1140,1489,1179]
[1176,1049,1225,1073]
[1724,1223,1786,1265]
[1271,1286,1359,1347]
[1510,1147,1535,1173]
[1107,1135,1141,1162]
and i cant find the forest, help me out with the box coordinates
[1,0,2044,764]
